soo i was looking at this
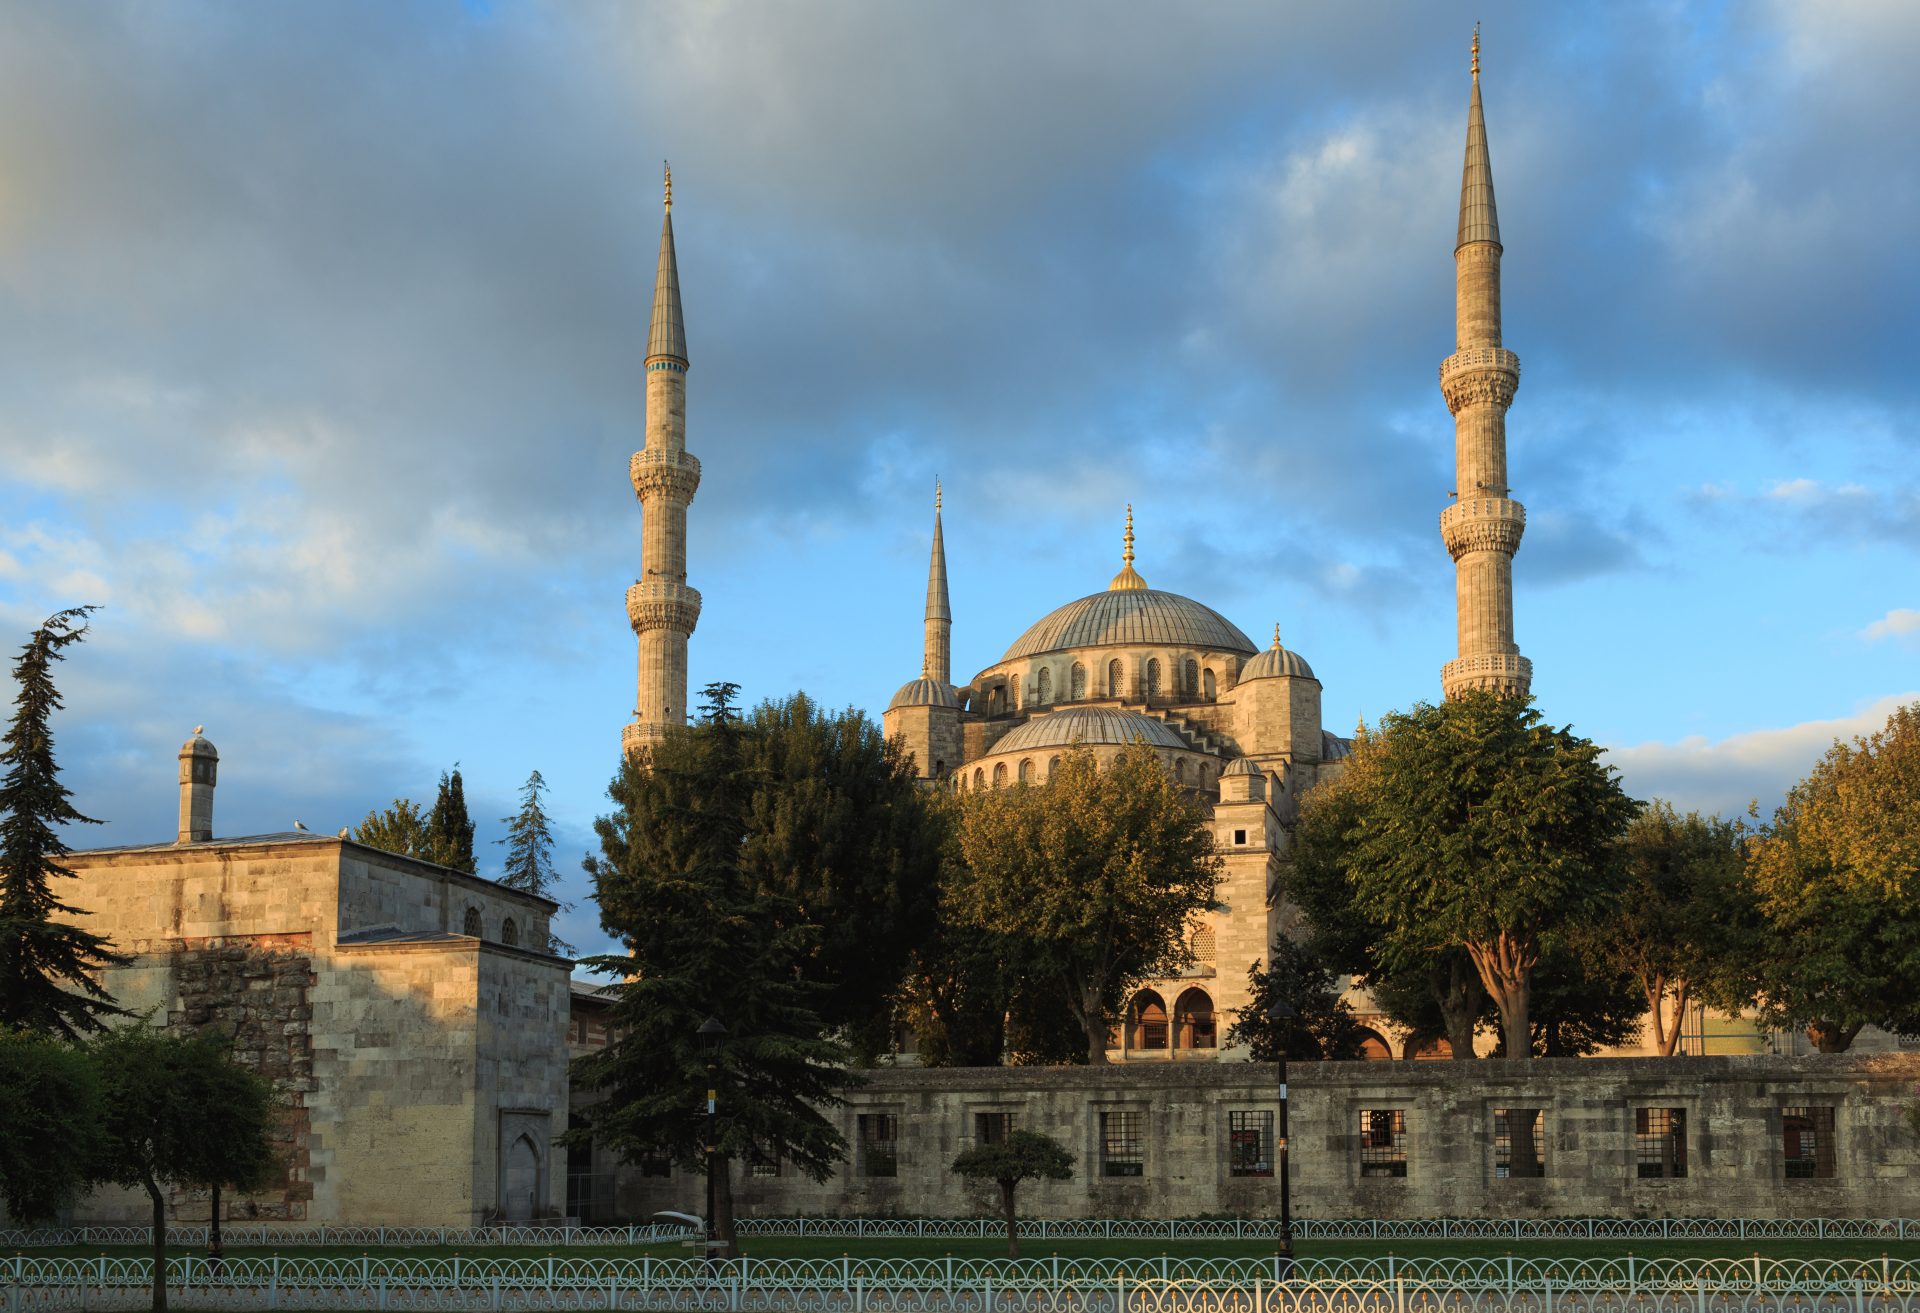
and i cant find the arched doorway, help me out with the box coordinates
[1127,990,1168,1051]
[1174,987,1216,1050]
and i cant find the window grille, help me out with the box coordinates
[747,1149,779,1178]
[1036,668,1051,704]
[638,1152,672,1179]
[992,763,1006,788]
[1070,663,1087,700]
[1191,925,1216,962]
[1635,1107,1687,1178]
[1228,1110,1272,1177]
[501,918,518,947]
[1183,658,1199,693]
[463,906,481,937]
[857,1113,899,1177]
[974,1111,1014,1146]
[1108,659,1124,697]
[1100,1110,1144,1176]
[1359,1109,1408,1177]
[1783,1106,1835,1179]
[1018,759,1033,784]
[1493,1108,1545,1179]
[1146,659,1161,696]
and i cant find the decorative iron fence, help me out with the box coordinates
[0,1223,695,1250]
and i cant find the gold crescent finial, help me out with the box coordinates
[1273,624,1282,650]
[935,478,942,512]
[663,161,673,212]
[1123,504,1135,566]
[1471,24,1480,81]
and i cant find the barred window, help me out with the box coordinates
[1100,1110,1144,1177]
[1183,658,1199,693]
[1070,663,1087,700]
[857,1113,899,1177]
[1783,1106,1836,1179]
[1228,1110,1272,1177]
[1146,659,1161,695]
[1493,1108,1545,1179]
[638,1151,672,1179]
[974,1111,1014,1146]
[463,906,481,937]
[746,1148,779,1178]
[1359,1109,1408,1178]
[1191,925,1216,963]
[501,917,518,947]
[1036,668,1052,704]
[1635,1107,1687,1179]
[1107,659,1124,697]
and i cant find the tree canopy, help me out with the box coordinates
[945,742,1222,1063]
[0,607,127,1038]
[1223,935,1370,1061]
[0,1027,103,1222]
[951,1129,1074,1258]
[426,766,476,874]
[1744,701,1920,1050]
[352,798,430,860]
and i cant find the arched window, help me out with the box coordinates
[463,906,481,937]
[1018,758,1034,783]
[1145,659,1161,696]
[974,767,986,790]
[1107,659,1124,698]
[1358,1029,1393,1061]
[933,759,945,778]
[1203,668,1217,699]
[1048,755,1061,778]
[1036,668,1051,705]
[992,762,1007,789]
[1174,987,1216,1049]
[1183,659,1199,694]
[1197,764,1212,793]
[1128,990,1169,1050]
[1009,678,1020,711]
[501,917,519,947]
[1174,758,1188,783]
[1069,663,1086,700]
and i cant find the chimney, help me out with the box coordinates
[177,727,217,844]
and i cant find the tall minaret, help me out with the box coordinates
[624,164,703,754]
[1439,29,1532,700]
[924,481,952,687]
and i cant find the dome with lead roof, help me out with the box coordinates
[1000,590,1256,664]
[989,706,1189,755]
[1237,627,1316,682]
[887,677,961,711]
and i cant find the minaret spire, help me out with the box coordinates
[1438,31,1531,701]
[924,479,952,687]
[625,165,704,753]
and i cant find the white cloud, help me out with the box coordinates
[1863,608,1920,642]
[1603,693,1920,819]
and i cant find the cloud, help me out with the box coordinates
[1863,608,1920,643]
[1603,693,1920,819]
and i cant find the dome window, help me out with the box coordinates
[1146,659,1161,696]
[1107,659,1124,698]
[1069,663,1087,700]
[992,763,1007,789]
[1036,668,1052,705]
[1183,659,1199,694]
[1203,668,1217,699]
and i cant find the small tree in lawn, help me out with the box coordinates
[0,606,128,1038]
[91,1026,279,1313]
[0,1027,103,1222]
[499,769,574,954]
[952,1130,1073,1258]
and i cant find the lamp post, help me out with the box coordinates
[1266,1000,1295,1271]
[696,1015,727,1266]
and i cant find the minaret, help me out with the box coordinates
[1439,29,1531,700]
[924,481,951,687]
[624,164,704,754]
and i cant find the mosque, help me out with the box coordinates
[625,37,1532,1060]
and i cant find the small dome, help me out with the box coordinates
[887,677,961,711]
[1238,628,1315,683]
[179,728,217,757]
[1222,756,1260,777]
[990,706,1189,755]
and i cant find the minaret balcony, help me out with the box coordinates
[629,448,702,505]
[1439,497,1526,560]
[1441,653,1533,699]
[626,580,702,636]
[1439,347,1521,414]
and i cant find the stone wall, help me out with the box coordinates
[613,1055,1920,1222]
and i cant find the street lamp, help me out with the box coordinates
[696,1015,727,1266]
[1265,1000,1295,1270]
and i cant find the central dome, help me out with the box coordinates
[1000,588,1257,663]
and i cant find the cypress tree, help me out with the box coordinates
[426,766,476,873]
[0,607,127,1038]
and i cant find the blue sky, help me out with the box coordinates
[1,2,1915,962]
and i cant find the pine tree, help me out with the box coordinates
[499,769,573,954]
[0,607,127,1038]
[426,766,476,873]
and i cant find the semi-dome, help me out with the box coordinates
[1237,628,1316,682]
[990,706,1190,756]
[1000,589,1257,663]
[887,676,961,711]
[1221,756,1261,777]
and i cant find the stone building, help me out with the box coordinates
[59,731,572,1227]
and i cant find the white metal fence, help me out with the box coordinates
[0,1224,694,1250]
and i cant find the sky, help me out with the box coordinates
[1,2,1915,963]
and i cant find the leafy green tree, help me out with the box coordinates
[1223,936,1369,1061]
[0,607,127,1038]
[1602,802,1755,1054]
[426,766,476,873]
[1744,702,1920,1051]
[1361,953,1489,1059]
[1336,693,1638,1059]
[736,694,944,1057]
[575,683,850,1254]
[0,1028,103,1222]
[951,1129,1074,1257]
[91,1026,279,1313]
[352,798,430,859]
[499,770,573,955]
[946,743,1222,1063]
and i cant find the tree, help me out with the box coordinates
[1337,693,1637,1058]
[352,798,430,859]
[946,743,1222,1063]
[1507,938,1646,1057]
[499,770,574,955]
[574,683,850,1255]
[91,1025,279,1313]
[0,1028,103,1222]
[1223,937,1370,1061]
[0,607,127,1038]
[951,1130,1073,1258]
[736,694,944,1057]
[426,766,476,873]
[1744,701,1920,1051]
[1601,802,1755,1054]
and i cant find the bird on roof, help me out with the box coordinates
[293,820,310,832]
[193,724,204,735]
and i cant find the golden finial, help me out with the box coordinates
[1471,24,1480,81]
[1272,624,1282,650]
[935,478,942,513]
[663,161,673,212]
[1123,504,1135,567]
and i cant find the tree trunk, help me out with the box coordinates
[146,1175,168,1313]
[1651,980,1690,1057]
[1434,955,1484,1060]
[1000,1179,1020,1259]
[1079,983,1108,1064]
[713,1156,738,1258]
[1468,935,1535,1060]
[1508,1110,1542,1178]
[1806,1020,1862,1053]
